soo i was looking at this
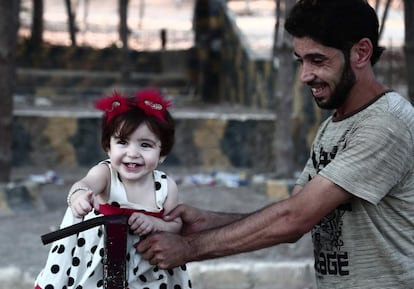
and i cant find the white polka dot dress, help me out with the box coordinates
[35,161,192,289]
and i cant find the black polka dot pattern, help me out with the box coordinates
[72,257,80,266]
[35,169,192,289]
[155,181,162,191]
[50,264,59,274]
[111,201,121,207]
[77,238,86,247]
[56,245,65,254]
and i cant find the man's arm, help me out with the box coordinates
[163,185,305,235]
[137,175,351,268]
[163,204,247,235]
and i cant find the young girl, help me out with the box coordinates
[35,89,192,289]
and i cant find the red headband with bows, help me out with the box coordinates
[95,89,171,123]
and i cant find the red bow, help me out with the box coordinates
[95,89,171,123]
[95,91,131,123]
[135,89,171,121]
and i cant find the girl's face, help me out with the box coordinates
[108,122,165,182]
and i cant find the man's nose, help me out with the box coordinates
[299,64,315,83]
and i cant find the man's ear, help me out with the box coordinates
[352,38,373,68]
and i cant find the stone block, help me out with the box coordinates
[266,179,295,200]
[189,263,251,289]
[0,181,45,215]
[250,261,316,289]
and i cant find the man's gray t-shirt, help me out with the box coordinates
[297,91,414,288]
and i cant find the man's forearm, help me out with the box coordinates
[184,177,351,263]
[182,198,307,262]
[182,206,281,262]
[204,211,247,230]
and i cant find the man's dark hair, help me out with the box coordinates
[284,0,385,65]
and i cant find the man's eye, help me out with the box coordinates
[311,58,324,65]
[294,58,303,65]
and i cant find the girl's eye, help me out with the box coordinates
[117,139,127,145]
[141,142,153,148]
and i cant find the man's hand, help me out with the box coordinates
[136,232,192,269]
[163,204,211,235]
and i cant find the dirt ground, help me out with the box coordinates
[1,165,313,282]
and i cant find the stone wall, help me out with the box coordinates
[13,110,276,173]
[192,0,274,108]
[218,3,274,109]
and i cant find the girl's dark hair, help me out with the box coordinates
[285,0,385,66]
[101,104,175,157]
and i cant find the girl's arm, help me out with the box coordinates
[129,176,182,235]
[68,163,110,217]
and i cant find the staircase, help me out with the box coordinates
[15,47,194,108]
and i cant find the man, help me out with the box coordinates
[137,0,414,287]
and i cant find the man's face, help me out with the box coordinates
[293,37,356,110]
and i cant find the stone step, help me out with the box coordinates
[189,261,316,289]
[15,68,194,106]
[0,261,316,289]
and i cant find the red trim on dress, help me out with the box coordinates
[99,203,164,218]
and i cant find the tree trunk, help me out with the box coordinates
[138,0,145,29]
[64,0,77,46]
[272,0,295,178]
[404,0,414,104]
[378,0,392,40]
[119,0,131,83]
[30,0,43,50]
[0,0,19,182]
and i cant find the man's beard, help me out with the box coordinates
[316,60,356,110]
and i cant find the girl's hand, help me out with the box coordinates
[70,190,97,218]
[129,212,155,236]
